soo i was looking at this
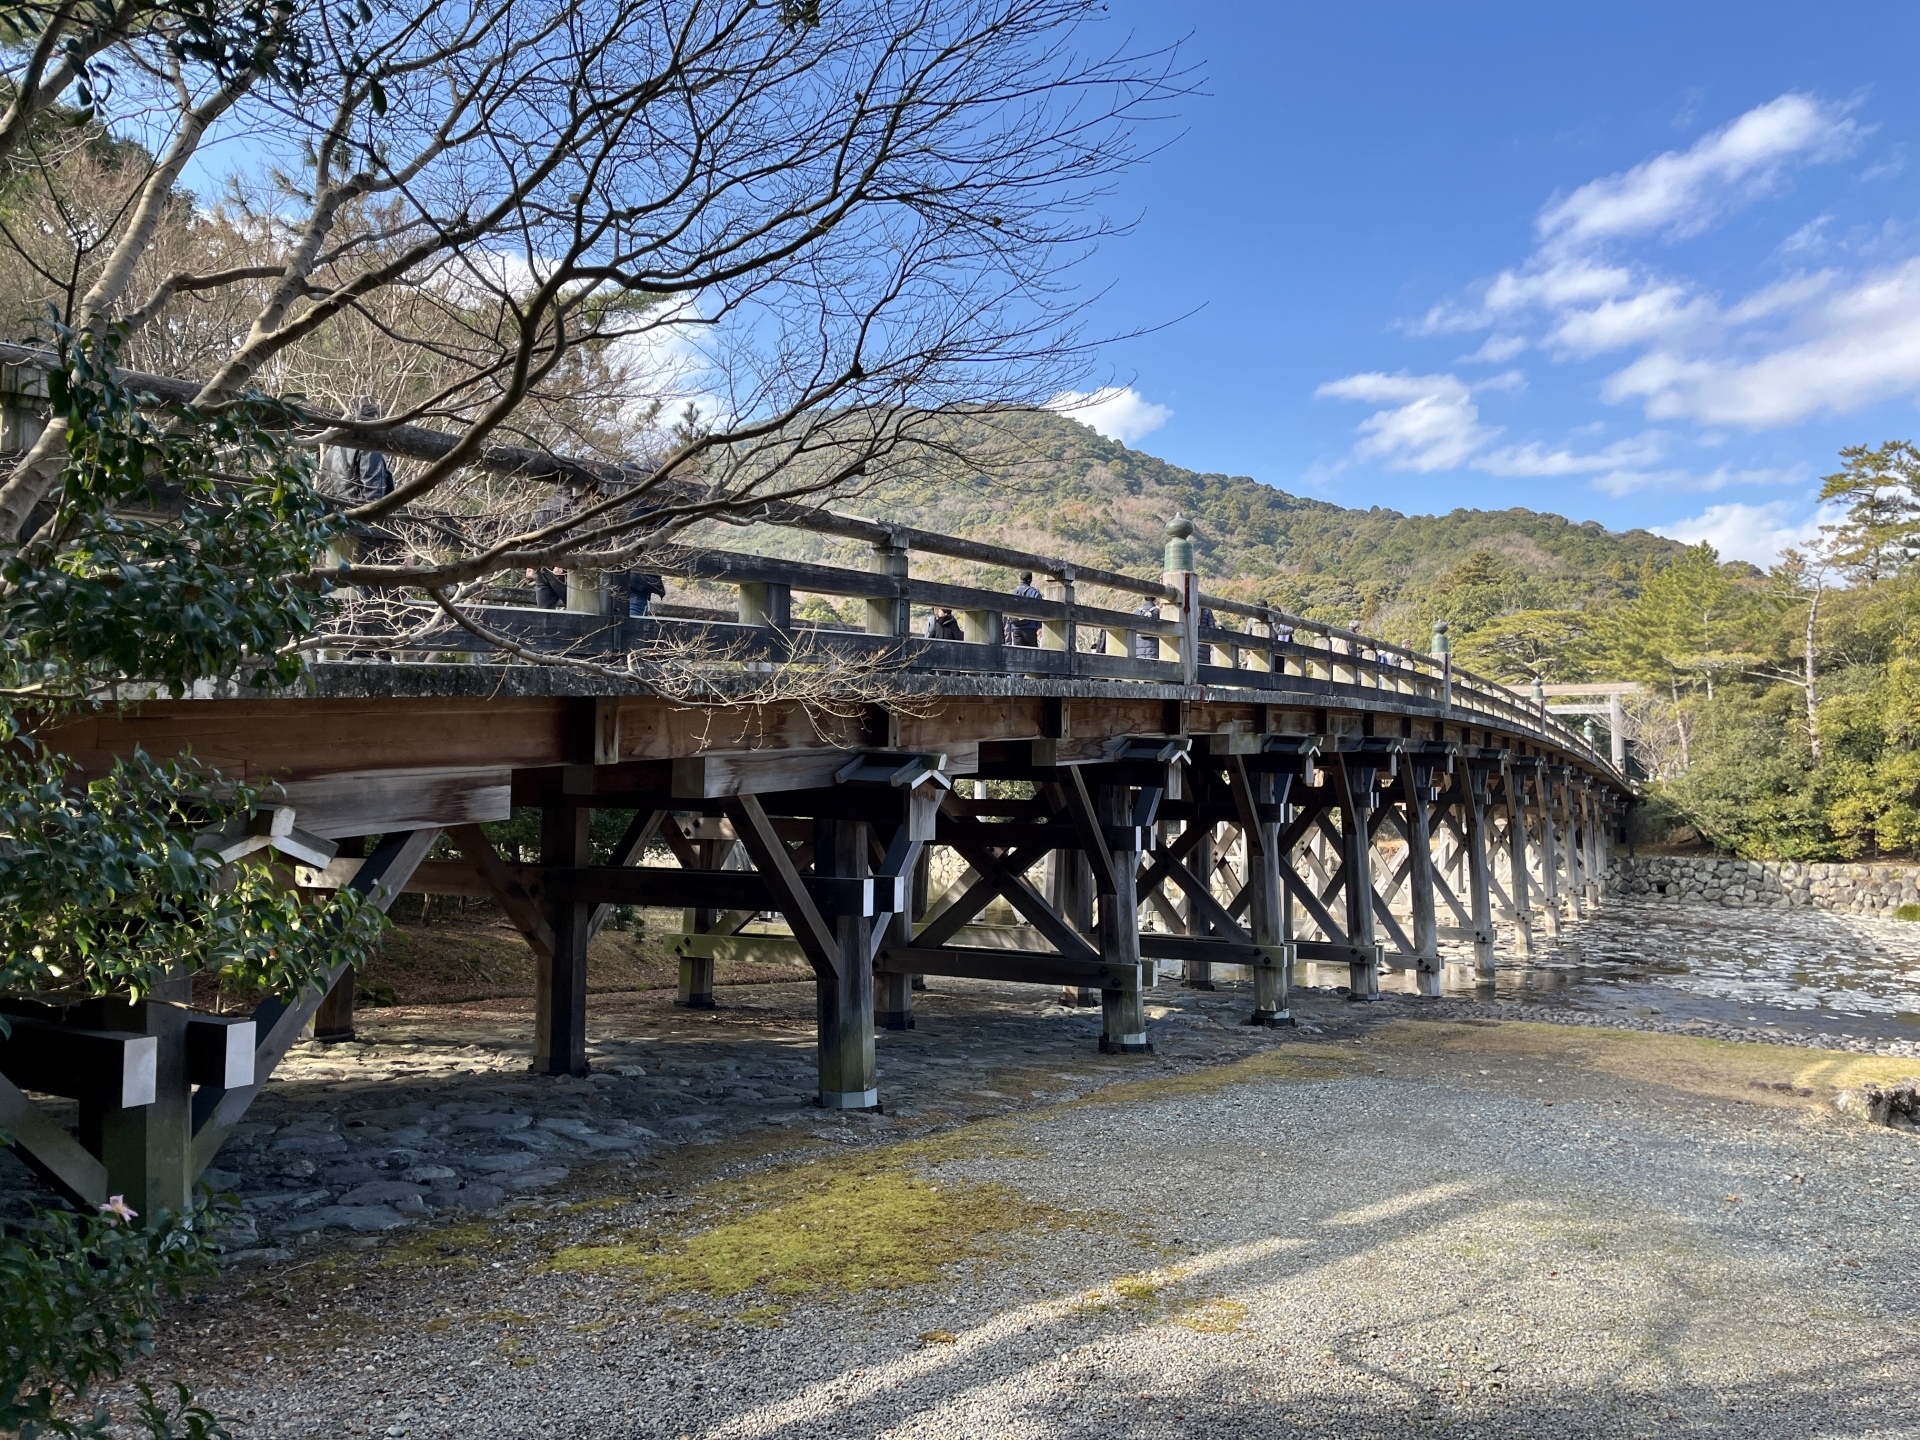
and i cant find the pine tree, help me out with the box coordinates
[1818,441,1920,584]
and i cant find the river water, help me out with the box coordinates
[1414,899,1920,1047]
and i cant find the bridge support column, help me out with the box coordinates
[1098,784,1150,1053]
[535,801,592,1077]
[1247,770,1292,1026]
[1049,847,1098,1006]
[1183,821,1216,990]
[311,842,362,1041]
[1505,775,1535,958]
[1584,789,1605,908]
[1566,788,1589,920]
[1404,777,1443,998]
[1335,760,1382,1002]
[815,816,878,1108]
[311,973,356,1042]
[876,849,916,1030]
[76,971,194,1221]
[1536,777,1563,939]
[1465,765,1497,983]
[676,835,723,1010]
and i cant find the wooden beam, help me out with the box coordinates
[274,767,509,839]
[676,748,858,799]
[876,945,1139,992]
[1138,935,1285,966]
[1156,853,1253,945]
[448,824,557,960]
[1061,766,1117,894]
[588,807,670,941]
[723,794,838,978]
[0,1073,109,1206]
[184,1016,255,1090]
[0,1019,157,1107]
[943,840,1103,966]
[540,865,898,915]
[191,828,441,1175]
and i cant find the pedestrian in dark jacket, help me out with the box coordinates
[1134,600,1161,660]
[926,606,963,640]
[1005,571,1043,646]
[317,399,394,507]
[526,482,580,608]
[626,572,666,617]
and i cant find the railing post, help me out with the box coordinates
[866,535,910,638]
[1042,565,1076,669]
[1163,518,1199,684]
[738,581,792,632]
[1245,604,1275,674]
[1608,691,1627,770]
[1532,674,1547,731]
[566,568,608,615]
[1431,621,1452,715]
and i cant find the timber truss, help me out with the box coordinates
[2,506,1629,1220]
[3,704,1623,1219]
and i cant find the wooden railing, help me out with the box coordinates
[340,513,1622,779]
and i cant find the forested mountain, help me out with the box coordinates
[719,407,1686,647]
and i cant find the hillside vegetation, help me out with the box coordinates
[710,417,1920,865]
[711,408,1685,647]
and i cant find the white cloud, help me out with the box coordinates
[1587,463,1807,498]
[1780,214,1833,255]
[1313,371,1498,472]
[1457,333,1527,364]
[1047,386,1171,444]
[1473,432,1668,477]
[1376,93,1920,442]
[1653,499,1821,565]
[1603,256,1920,425]
[1536,93,1861,250]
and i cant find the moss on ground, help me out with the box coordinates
[541,1137,1070,1308]
[1065,1047,1352,1109]
[379,1222,507,1271]
[1375,1018,1918,1109]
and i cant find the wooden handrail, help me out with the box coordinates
[0,342,1618,775]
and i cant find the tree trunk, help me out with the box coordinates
[1805,580,1824,763]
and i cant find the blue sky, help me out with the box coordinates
[1051,2,1920,564]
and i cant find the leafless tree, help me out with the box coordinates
[0,0,1185,653]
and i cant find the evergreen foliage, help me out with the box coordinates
[0,331,384,1433]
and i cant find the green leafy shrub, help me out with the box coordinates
[1,1195,229,1439]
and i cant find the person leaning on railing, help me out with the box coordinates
[525,480,580,608]
[1133,599,1160,659]
[1004,571,1043,646]
[317,399,395,507]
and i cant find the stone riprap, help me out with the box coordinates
[1835,1078,1920,1131]
[1608,854,1920,914]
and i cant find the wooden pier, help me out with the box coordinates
[1,515,1629,1219]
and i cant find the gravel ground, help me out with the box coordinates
[94,967,1920,1440]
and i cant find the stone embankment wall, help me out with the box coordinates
[1606,854,1920,915]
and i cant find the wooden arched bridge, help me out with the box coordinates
[2,509,1631,1221]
